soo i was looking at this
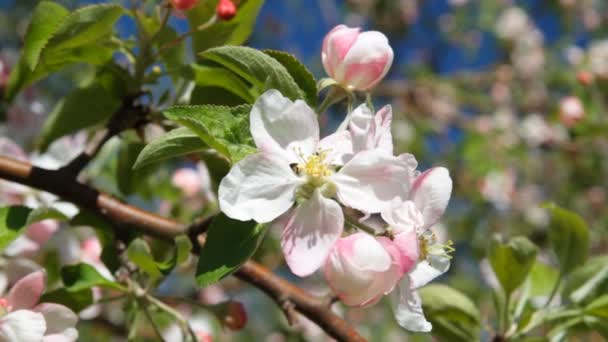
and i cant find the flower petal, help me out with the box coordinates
[391,277,432,332]
[380,199,424,234]
[317,130,353,165]
[322,25,360,78]
[410,167,453,229]
[0,310,46,342]
[410,253,451,290]
[281,190,344,277]
[250,90,319,163]
[341,31,394,90]
[7,271,45,310]
[3,236,40,257]
[42,332,78,342]
[219,153,300,223]
[349,104,393,154]
[34,303,78,337]
[332,149,411,213]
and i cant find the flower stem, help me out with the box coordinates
[543,271,563,308]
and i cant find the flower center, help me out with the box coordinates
[419,230,455,261]
[297,150,333,179]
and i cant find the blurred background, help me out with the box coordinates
[1,0,608,341]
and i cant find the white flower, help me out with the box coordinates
[219,90,414,276]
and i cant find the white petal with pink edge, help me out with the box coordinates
[410,167,453,229]
[6,270,45,310]
[34,303,78,340]
[332,149,410,213]
[281,190,344,277]
[391,276,432,332]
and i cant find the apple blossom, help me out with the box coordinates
[324,233,415,307]
[348,104,393,155]
[495,7,529,41]
[4,220,59,258]
[219,90,414,276]
[559,96,585,127]
[0,271,78,342]
[322,25,394,91]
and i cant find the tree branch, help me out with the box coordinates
[0,155,366,342]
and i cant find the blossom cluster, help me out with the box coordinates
[218,25,453,332]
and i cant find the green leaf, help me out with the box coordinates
[489,236,539,296]
[201,46,303,102]
[5,4,124,101]
[585,295,608,319]
[175,235,193,266]
[26,207,69,225]
[163,104,254,163]
[117,141,157,196]
[196,214,267,287]
[187,0,264,53]
[0,206,32,251]
[127,238,162,278]
[544,204,590,275]
[41,288,93,312]
[419,284,481,342]
[191,64,255,103]
[61,263,126,291]
[49,4,124,51]
[38,65,129,151]
[134,127,208,170]
[22,1,70,70]
[263,50,317,107]
[563,256,608,304]
[529,261,559,297]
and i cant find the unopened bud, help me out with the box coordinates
[576,70,593,86]
[170,0,198,11]
[216,0,237,20]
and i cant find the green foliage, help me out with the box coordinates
[489,235,539,296]
[528,261,559,297]
[127,238,163,279]
[190,64,255,103]
[419,284,481,342]
[133,127,207,170]
[61,263,126,291]
[196,214,267,287]
[116,140,160,196]
[263,50,318,107]
[21,1,70,70]
[163,104,255,163]
[187,0,264,53]
[25,207,69,225]
[41,288,94,312]
[563,256,608,304]
[38,65,130,151]
[71,209,123,272]
[544,204,590,275]
[201,46,303,102]
[0,206,32,251]
[5,3,124,100]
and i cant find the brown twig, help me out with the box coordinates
[0,155,366,342]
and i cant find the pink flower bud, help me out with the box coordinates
[576,70,593,86]
[172,168,202,197]
[216,0,237,20]
[322,25,393,91]
[170,0,198,11]
[25,220,59,246]
[196,331,213,342]
[324,233,404,307]
[559,96,585,127]
[80,237,103,263]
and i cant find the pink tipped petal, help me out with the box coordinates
[372,105,393,154]
[349,104,374,152]
[349,104,393,154]
[0,137,28,161]
[317,130,353,165]
[218,153,301,223]
[34,303,78,337]
[281,190,344,277]
[7,271,45,310]
[350,234,391,272]
[410,167,453,229]
[332,149,411,213]
[392,277,432,332]
[322,25,360,78]
[25,220,59,245]
[392,230,420,274]
[340,31,393,89]
[171,168,202,197]
[250,90,319,163]
[42,332,78,342]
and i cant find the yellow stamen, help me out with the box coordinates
[297,150,332,179]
